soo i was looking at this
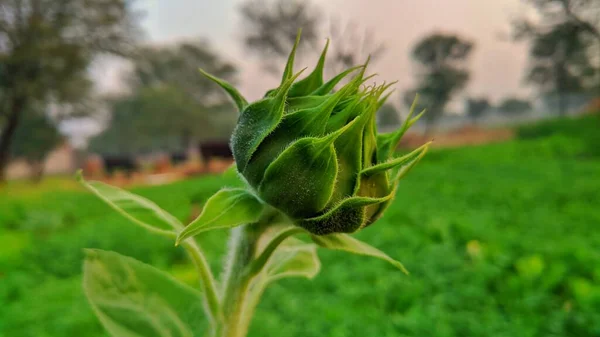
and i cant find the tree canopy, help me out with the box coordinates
[405,33,474,134]
[514,0,600,115]
[466,97,491,123]
[90,40,240,156]
[0,0,141,181]
[498,97,533,114]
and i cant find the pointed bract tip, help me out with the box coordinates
[198,67,248,111]
[364,55,372,69]
[321,115,359,145]
[281,29,303,84]
[321,38,330,56]
[276,68,306,97]
[407,94,419,118]
[413,108,427,122]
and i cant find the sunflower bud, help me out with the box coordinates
[201,32,429,235]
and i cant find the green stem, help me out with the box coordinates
[220,224,260,337]
[218,209,299,337]
[181,240,222,333]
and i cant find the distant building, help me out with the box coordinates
[5,142,77,180]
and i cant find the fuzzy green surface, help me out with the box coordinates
[1,115,600,337]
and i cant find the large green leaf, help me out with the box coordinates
[83,249,206,337]
[176,188,264,244]
[310,233,408,274]
[77,172,182,235]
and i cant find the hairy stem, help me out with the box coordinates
[220,224,260,337]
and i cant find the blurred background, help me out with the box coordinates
[1,0,599,336]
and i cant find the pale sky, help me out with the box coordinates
[94,0,534,109]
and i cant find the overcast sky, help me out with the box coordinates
[93,0,535,108]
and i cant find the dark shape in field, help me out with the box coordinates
[169,152,189,165]
[199,141,232,160]
[101,155,139,177]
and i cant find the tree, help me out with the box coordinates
[10,111,62,181]
[324,16,386,77]
[0,0,140,181]
[519,21,595,115]
[405,33,474,134]
[239,0,322,74]
[498,97,533,114]
[466,97,491,124]
[376,103,401,131]
[514,0,600,115]
[129,41,238,105]
[91,41,240,155]
[238,0,385,77]
[515,0,600,48]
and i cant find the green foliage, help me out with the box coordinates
[83,249,206,337]
[0,0,139,179]
[2,116,600,336]
[517,113,600,157]
[91,41,240,155]
[10,113,62,165]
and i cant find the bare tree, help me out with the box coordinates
[238,0,386,77]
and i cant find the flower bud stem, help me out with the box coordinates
[219,209,284,337]
[220,224,259,337]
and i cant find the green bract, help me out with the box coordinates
[200,33,429,236]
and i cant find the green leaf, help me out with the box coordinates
[83,249,206,337]
[199,68,248,112]
[221,163,247,188]
[262,238,321,282]
[76,171,181,235]
[176,188,264,244]
[310,233,408,274]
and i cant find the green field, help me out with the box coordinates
[1,115,599,337]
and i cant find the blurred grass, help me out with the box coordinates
[1,114,599,337]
